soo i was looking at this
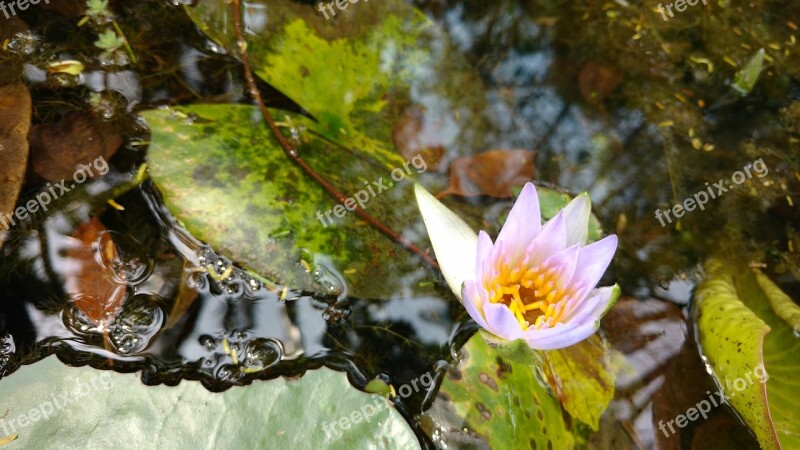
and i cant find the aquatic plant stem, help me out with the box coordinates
[230,0,439,271]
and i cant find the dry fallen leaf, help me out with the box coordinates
[437,149,535,198]
[65,217,126,328]
[0,83,32,247]
[29,111,120,181]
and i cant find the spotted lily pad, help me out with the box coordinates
[0,356,419,449]
[694,259,800,449]
[423,334,576,448]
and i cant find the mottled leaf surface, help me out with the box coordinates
[695,260,800,450]
[143,105,435,299]
[426,334,575,449]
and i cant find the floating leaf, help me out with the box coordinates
[143,105,433,299]
[694,259,800,449]
[185,0,493,171]
[0,356,420,449]
[541,335,615,430]
[437,150,535,198]
[423,333,575,448]
[755,270,800,333]
[0,83,31,246]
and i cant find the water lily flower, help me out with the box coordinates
[415,182,619,351]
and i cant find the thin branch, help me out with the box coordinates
[230,0,439,270]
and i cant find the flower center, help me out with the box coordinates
[485,258,578,330]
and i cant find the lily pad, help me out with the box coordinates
[0,356,419,449]
[185,0,493,168]
[694,259,800,449]
[424,333,576,449]
[143,104,434,299]
[541,335,615,431]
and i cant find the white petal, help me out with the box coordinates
[414,183,478,301]
[562,193,591,246]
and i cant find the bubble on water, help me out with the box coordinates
[107,294,164,354]
[196,330,283,381]
[242,338,283,371]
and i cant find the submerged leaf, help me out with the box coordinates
[29,111,120,182]
[437,149,535,198]
[0,83,31,246]
[65,217,127,327]
[731,48,765,96]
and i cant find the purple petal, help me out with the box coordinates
[495,183,541,260]
[540,244,581,287]
[561,286,617,324]
[561,193,591,246]
[528,211,567,265]
[571,235,617,291]
[523,320,600,350]
[462,280,489,329]
[483,302,524,341]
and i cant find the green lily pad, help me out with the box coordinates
[694,259,800,449]
[0,356,419,449]
[424,334,576,449]
[541,335,615,431]
[185,0,492,168]
[143,104,434,299]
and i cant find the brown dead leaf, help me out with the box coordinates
[437,149,535,198]
[578,61,623,104]
[392,106,445,171]
[0,83,31,246]
[65,217,126,327]
[29,111,120,181]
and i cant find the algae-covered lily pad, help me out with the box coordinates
[143,104,435,299]
[0,356,419,449]
[694,259,800,450]
[184,0,493,168]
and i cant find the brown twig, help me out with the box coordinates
[230,0,439,270]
